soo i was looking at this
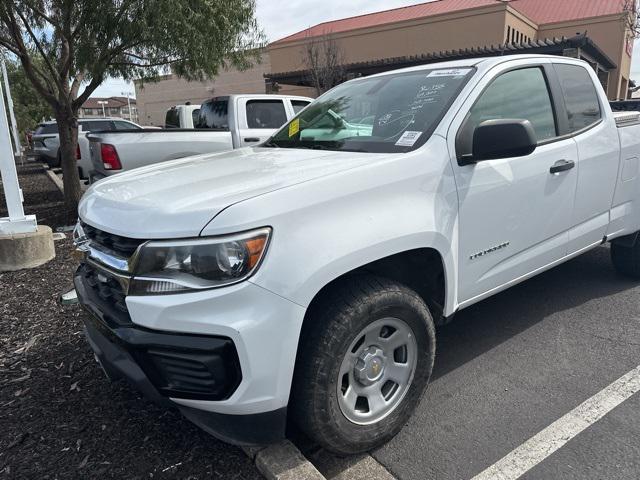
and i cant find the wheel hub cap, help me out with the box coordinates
[336,317,418,425]
[354,347,386,386]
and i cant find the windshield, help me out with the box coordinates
[266,67,474,153]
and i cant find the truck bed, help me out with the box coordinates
[88,129,234,180]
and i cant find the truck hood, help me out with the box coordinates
[79,147,376,238]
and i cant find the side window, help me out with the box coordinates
[196,99,229,129]
[458,67,557,157]
[291,100,311,114]
[114,121,138,130]
[81,120,112,132]
[554,64,601,132]
[246,100,287,129]
[191,108,200,127]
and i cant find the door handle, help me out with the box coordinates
[244,137,260,143]
[549,159,575,174]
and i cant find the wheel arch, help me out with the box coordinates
[297,247,448,355]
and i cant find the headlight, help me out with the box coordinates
[129,227,271,295]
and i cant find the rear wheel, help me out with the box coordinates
[611,233,640,278]
[46,150,61,168]
[291,275,436,455]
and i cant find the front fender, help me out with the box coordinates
[203,137,460,316]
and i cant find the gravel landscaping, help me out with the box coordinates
[0,162,262,479]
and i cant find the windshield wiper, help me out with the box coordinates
[262,140,280,148]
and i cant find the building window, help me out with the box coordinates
[84,108,94,115]
[110,107,120,114]
[506,26,511,43]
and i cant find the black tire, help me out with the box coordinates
[611,235,640,278]
[291,275,436,455]
[46,150,61,168]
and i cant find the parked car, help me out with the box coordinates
[73,55,640,454]
[87,94,313,181]
[165,104,201,129]
[32,118,142,175]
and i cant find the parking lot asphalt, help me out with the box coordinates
[371,245,640,480]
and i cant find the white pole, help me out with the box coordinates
[122,91,132,121]
[1,57,22,158]
[0,70,36,234]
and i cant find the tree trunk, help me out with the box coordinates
[55,111,82,223]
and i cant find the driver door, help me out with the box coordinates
[449,63,579,305]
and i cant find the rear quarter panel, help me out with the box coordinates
[608,122,640,238]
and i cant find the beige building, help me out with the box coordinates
[134,53,271,126]
[267,0,635,100]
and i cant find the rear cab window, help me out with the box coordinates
[196,98,229,130]
[35,123,58,135]
[553,64,602,132]
[165,108,180,128]
[246,100,287,129]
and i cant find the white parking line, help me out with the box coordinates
[471,365,640,480]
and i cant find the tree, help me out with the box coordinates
[302,32,345,96]
[4,54,52,138]
[624,0,639,37]
[0,1,264,220]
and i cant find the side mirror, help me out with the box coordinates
[469,119,537,163]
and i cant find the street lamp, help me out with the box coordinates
[121,91,133,121]
[97,100,108,118]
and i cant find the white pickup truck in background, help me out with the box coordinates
[88,94,312,180]
[75,55,640,455]
[164,104,201,129]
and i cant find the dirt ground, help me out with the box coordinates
[0,163,261,479]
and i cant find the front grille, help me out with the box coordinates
[81,221,145,258]
[77,263,131,326]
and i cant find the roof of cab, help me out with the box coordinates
[364,54,586,79]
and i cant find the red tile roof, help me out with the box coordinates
[273,0,626,44]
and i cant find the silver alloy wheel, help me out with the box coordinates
[336,317,418,425]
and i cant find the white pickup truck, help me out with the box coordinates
[87,94,312,180]
[164,104,201,129]
[73,55,640,454]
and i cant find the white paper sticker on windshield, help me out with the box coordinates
[427,68,471,78]
[395,131,422,147]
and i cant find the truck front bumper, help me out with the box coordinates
[74,262,305,445]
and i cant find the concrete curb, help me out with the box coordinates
[243,441,325,480]
[310,450,395,480]
[44,166,64,194]
[242,441,396,480]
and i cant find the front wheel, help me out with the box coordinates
[291,276,436,455]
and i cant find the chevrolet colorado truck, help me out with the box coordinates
[73,55,640,455]
[87,94,312,181]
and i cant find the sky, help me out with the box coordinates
[94,0,640,98]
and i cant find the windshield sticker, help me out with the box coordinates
[427,68,472,78]
[395,131,422,147]
[288,118,300,137]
